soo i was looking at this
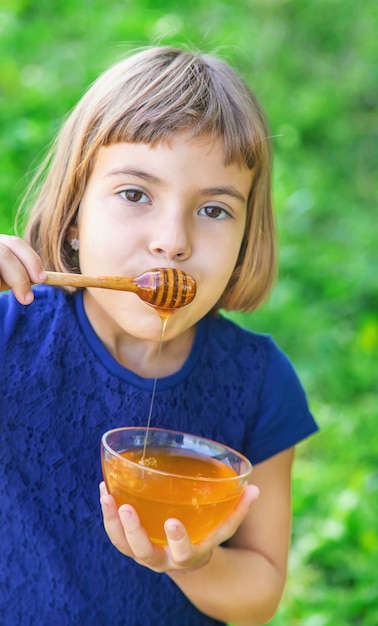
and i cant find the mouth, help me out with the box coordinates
[135,267,196,310]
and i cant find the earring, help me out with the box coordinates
[69,237,80,271]
[70,237,80,251]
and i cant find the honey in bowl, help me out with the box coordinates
[101,427,252,545]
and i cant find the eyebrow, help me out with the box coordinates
[105,167,162,185]
[105,168,247,204]
[201,186,246,204]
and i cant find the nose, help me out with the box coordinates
[149,214,192,262]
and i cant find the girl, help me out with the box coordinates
[0,46,318,626]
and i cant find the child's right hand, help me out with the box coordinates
[0,235,46,304]
[99,480,259,574]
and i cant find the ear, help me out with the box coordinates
[66,225,79,244]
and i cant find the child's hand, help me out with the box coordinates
[99,481,259,573]
[0,235,46,304]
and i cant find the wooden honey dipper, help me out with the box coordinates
[43,268,196,309]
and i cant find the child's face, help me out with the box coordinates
[76,133,252,348]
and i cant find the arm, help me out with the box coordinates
[0,235,46,303]
[100,447,294,626]
[168,447,294,626]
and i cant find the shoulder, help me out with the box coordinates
[201,313,290,412]
[0,286,75,346]
[206,312,274,345]
[0,287,82,416]
[204,314,318,463]
[204,313,283,373]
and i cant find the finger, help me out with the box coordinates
[0,236,46,281]
[99,481,108,498]
[164,520,216,572]
[240,483,260,507]
[100,490,132,556]
[206,484,260,546]
[0,243,34,303]
[164,519,193,565]
[118,505,160,566]
[0,236,46,304]
[0,236,46,284]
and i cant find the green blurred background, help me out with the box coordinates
[0,1,377,623]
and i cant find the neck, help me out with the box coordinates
[110,323,196,378]
[82,291,197,377]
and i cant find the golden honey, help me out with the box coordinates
[102,445,244,544]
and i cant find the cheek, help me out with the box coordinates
[209,232,244,273]
[78,213,123,258]
[200,246,241,300]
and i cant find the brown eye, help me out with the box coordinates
[199,205,230,219]
[123,190,146,202]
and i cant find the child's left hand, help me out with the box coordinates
[99,481,259,573]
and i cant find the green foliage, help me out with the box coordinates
[1,1,377,623]
[272,397,378,626]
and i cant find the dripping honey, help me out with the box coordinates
[139,309,171,465]
[102,296,248,544]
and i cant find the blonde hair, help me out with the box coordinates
[22,46,276,312]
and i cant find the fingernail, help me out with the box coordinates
[100,497,108,510]
[165,522,179,535]
[39,270,47,280]
[24,291,33,304]
[119,507,133,522]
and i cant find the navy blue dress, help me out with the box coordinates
[0,287,318,625]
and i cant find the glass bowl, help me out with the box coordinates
[101,427,252,544]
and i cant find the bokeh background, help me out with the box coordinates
[0,1,377,624]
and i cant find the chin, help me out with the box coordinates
[137,306,167,333]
